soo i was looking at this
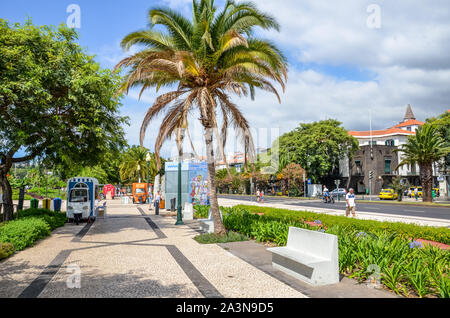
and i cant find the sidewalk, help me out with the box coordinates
[0,204,306,298]
[218,198,450,227]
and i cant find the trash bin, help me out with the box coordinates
[30,198,39,209]
[43,199,51,210]
[170,198,176,212]
[53,198,62,212]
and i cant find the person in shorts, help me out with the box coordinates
[345,188,356,217]
[256,189,260,203]
[260,190,265,204]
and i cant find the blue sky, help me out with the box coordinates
[2,0,449,158]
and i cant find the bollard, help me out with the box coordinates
[30,198,39,209]
[53,198,62,212]
[43,199,51,210]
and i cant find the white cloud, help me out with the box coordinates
[113,0,450,157]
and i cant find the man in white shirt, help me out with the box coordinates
[345,188,356,217]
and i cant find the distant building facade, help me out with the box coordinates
[340,105,440,194]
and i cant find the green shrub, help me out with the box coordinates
[193,205,210,219]
[0,218,51,251]
[18,208,67,230]
[0,242,15,260]
[194,231,249,244]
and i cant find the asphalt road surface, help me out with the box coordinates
[218,195,450,221]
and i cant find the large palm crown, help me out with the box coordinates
[396,124,450,167]
[115,0,288,167]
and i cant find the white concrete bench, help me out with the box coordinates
[267,227,339,286]
[182,203,194,221]
[199,209,223,234]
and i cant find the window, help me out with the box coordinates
[407,127,412,131]
[385,159,392,174]
[70,189,88,203]
[355,160,361,167]
[385,139,395,146]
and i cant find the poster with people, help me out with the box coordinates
[188,162,209,206]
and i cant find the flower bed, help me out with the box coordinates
[232,205,450,244]
[221,206,450,298]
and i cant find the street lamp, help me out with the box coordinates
[137,164,141,183]
[146,153,151,204]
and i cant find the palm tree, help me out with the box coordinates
[115,0,288,234]
[119,146,158,184]
[395,124,450,202]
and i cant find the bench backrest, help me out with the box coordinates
[207,209,223,221]
[287,227,338,260]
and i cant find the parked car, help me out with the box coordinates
[331,188,347,198]
[379,189,398,200]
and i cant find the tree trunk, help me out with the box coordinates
[0,171,14,221]
[205,129,227,235]
[420,163,433,203]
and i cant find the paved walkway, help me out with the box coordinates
[0,204,305,298]
[218,198,450,227]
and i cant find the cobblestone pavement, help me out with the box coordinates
[0,204,306,298]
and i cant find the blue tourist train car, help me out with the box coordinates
[66,177,99,222]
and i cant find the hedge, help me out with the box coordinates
[0,208,67,260]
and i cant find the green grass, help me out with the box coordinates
[194,231,249,244]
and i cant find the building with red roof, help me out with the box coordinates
[339,105,439,195]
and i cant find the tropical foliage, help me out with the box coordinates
[395,124,450,202]
[119,146,158,184]
[222,206,450,298]
[0,20,128,220]
[274,119,359,184]
[115,0,288,234]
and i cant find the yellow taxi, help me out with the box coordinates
[379,189,398,200]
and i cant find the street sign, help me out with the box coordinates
[335,180,341,186]
[307,178,312,185]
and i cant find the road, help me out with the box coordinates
[218,195,450,221]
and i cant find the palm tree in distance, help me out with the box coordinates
[395,124,450,202]
[115,0,288,234]
[119,146,158,184]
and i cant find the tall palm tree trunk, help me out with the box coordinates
[204,129,226,235]
[420,163,434,202]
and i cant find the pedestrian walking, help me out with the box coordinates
[256,189,260,203]
[154,191,161,215]
[414,186,419,201]
[261,190,265,204]
[345,188,357,217]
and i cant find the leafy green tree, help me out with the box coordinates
[115,0,287,234]
[0,20,128,220]
[395,124,450,202]
[276,119,359,184]
[119,146,158,184]
[426,111,450,174]
[77,166,109,184]
[281,163,306,196]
